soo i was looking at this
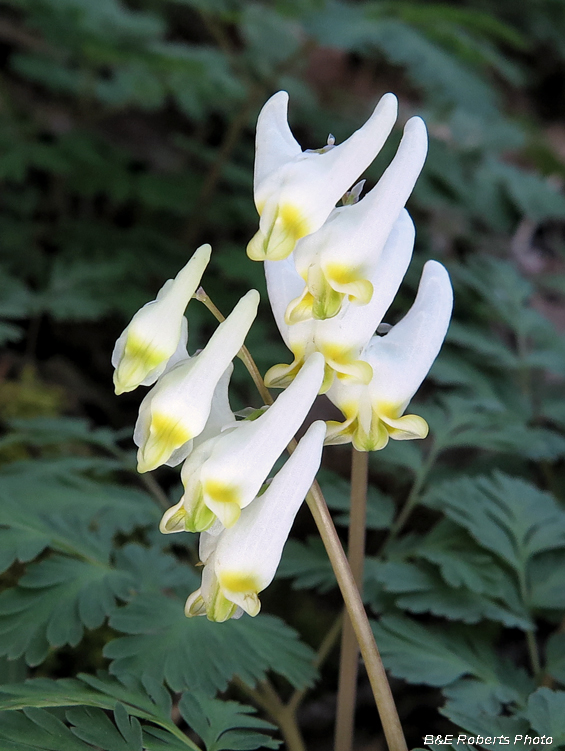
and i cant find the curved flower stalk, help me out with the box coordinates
[185,420,327,622]
[135,289,259,473]
[325,261,453,451]
[264,210,416,392]
[287,116,428,322]
[159,352,325,532]
[112,244,211,394]
[247,90,398,262]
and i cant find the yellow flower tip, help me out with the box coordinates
[203,480,242,528]
[139,413,192,473]
[219,571,261,594]
[346,279,374,305]
[208,587,240,622]
[209,500,241,529]
[249,204,310,262]
[185,589,206,617]
[113,376,129,396]
[381,411,429,440]
[284,292,316,325]
[324,263,373,306]
[311,287,343,321]
[352,417,390,452]
[246,229,269,261]
[323,419,355,445]
[319,363,336,394]
[115,336,168,395]
[159,504,188,534]
[333,359,373,385]
[320,344,373,386]
[264,358,303,389]
[219,572,262,617]
[242,592,261,617]
[136,454,153,474]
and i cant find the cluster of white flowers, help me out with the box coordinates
[112,91,452,622]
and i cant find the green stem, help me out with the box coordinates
[304,481,407,751]
[335,448,368,751]
[195,287,273,405]
[526,630,541,679]
[234,678,306,751]
[518,568,542,680]
[287,613,343,715]
[198,293,408,751]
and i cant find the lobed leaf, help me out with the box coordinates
[106,593,317,695]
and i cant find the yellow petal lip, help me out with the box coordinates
[203,480,242,528]
[114,335,168,394]
[159,504,188,534]
[137,413,192,473]
[208,591,240,622]
[185,589,207,617]
[380,412,429,439]
[203,479,240,506]
[264,357,304,389]
[219,573,262,617]
[219,570,261,595]
[247,204,310,261]
[207,500,241,528]
[319,344,373,385]
[285,291,316,325]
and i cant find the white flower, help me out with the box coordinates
[325,260,453,451]
[159,352,325,533]
[135,290,259,473]
[287,116,428,322]
[184,420,327,622]
[247,91,398,262]
[112,244,211,394]
[264,210,416,392]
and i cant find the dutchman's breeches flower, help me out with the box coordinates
[134,289,259,473]
[112,244,211,395]
[325,260,453,451]
[287,116,428,322]
[184,420,327,622]
[247,90,398,262]
[264,210,416,392]
[159,352,325,533]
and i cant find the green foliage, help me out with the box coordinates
[2,0,565,745]
[178,694,279,751]
[105,594,317,694]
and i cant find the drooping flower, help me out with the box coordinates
[325,260,453,451]
[159,352,325,533]
[264,210,416,392]
[286,116,428,322]
[135,289,259,473]
[112,244,211,395]
[184,420,327,621]
[247,91,398,262]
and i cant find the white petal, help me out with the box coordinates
[250,93,398,260]
[150,315,189,382]
[135,290,259,472]
[365,260,453,411]
[313,209,415,354]
[214,420,326,594]
[291,93,398,231]
[113,244,211,394]
[254,91,301,198]
[265,255,307,346]
[199,352,325,521]
[317,116,427,276]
